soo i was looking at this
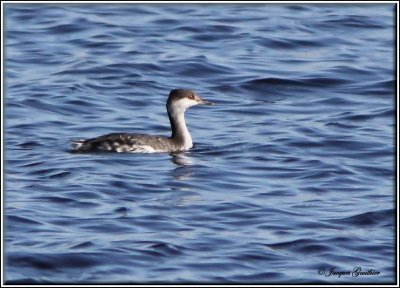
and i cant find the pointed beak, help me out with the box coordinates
[197,97,214,106]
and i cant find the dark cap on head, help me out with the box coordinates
[167,89,196,106]
[169,89,196,99]
[167,88,214,106]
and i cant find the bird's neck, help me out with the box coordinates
[168,106,193,150]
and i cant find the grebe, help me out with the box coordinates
[71,89,213,153]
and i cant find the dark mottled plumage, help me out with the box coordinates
[73,133,181,153]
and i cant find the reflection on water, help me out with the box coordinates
[171,153,195,167]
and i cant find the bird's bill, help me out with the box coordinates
[198,98,214,105]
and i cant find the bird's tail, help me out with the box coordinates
[71,139,86,151]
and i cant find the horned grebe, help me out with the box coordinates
[71,89,213,153]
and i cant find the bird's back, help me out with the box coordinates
[72,133,183,153]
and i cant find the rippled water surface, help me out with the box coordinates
[4,3,396,284]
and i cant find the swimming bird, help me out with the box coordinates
[71,89,214,153]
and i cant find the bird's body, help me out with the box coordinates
[71,89,213,153]
[72,133,186,153]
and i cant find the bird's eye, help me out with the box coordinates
[188,94,195,99]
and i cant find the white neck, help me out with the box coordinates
[167,105,193,149]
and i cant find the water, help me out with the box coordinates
[4,3,395,284]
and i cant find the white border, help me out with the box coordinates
[1,1,398,287]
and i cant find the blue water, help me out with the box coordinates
[4,3,395,284]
